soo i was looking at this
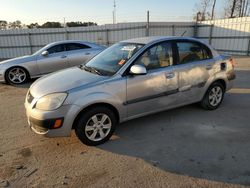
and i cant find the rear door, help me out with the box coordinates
[172,40,214,103]
[125,41,180,118]
[37,44,69,74]
[65,43,95,67]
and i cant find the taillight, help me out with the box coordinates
[229,58,236,68]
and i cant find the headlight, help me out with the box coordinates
[36,93,67,111]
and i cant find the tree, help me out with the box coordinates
[27,23,40,29]
[240,0,250,16]
[66,21,97,27]
[224,0,249,18]
[9,20,22,29]
[0,20,8,29]
[194,0,213,21]
[40,22,62,28]
[231,0,237,17]
[211,0,217,20]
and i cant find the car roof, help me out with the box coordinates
[121,36,205,45]
[121,36,219,58]
[47,40,103,48]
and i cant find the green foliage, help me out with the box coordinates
[27,23,40,29]
[40,22,62,28]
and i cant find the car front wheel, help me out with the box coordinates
[200,82,225,110]
[75,106,117,146]
[6,67,29,85]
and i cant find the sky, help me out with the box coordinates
[0,0,226,25]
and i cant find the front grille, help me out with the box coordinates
[27,91,34,104]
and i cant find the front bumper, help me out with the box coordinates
[25,101,81,137]
[0,69,6,82]
[29,117,64,134]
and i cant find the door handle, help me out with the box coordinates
[61,55,67,58]
[165,72,175,79]
[206,65,213,70]
[85,52,91,55]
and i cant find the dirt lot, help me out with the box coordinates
[0,57,250,188]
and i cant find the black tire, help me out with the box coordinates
[200,82,225,110]
[5,67,29,85]
[75,106,117,146]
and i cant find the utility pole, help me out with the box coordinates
[113,0,116,24]
[63,17,66,27]
[146,10,149,36]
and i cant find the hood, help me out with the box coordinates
[0,55,35,67]
[30,67,107,98]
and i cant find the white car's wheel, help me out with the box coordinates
[6,67,29,85]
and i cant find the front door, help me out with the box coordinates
[125,41,180,118]
[37,44,69,75]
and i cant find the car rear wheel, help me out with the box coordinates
[6,67,29,85]
[200,82,225,110]
[75,106,117,146]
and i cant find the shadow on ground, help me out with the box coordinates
[99,70,250,186]
[100,93,250,186]
[1,78,37,88]
[1,67,249,186]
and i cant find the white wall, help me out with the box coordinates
[199,17,250,55]
[0,17,249,58]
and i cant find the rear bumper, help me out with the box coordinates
[0,69,6,82]
[226,80,234,91]
[227,70,236,81]
[226,70,236,91]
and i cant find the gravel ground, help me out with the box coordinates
[0,57,250,188]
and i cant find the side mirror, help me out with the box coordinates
[129,65,147,75]
[41,51,49,56]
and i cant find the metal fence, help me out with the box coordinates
[197,17,250,56]
[0,17,249,59]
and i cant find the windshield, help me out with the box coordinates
[85,42,144,76]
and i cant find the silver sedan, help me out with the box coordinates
[25,36,235,146]
[0,40,105,84]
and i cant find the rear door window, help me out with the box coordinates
[66,43,91,51]
[176,42,212,64]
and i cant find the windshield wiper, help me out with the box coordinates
[80,65,102,76]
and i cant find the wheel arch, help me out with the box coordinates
[202,78,227,100]
[72,102,120,129]
[211,79,226,91]
[4,65,31,81]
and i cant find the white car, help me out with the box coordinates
[0,40,105,84]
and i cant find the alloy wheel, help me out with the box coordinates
[8,67,27,84]
[85,113,112,142]
[208,86,223,107]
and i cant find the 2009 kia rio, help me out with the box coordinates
[25,36,236,146]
